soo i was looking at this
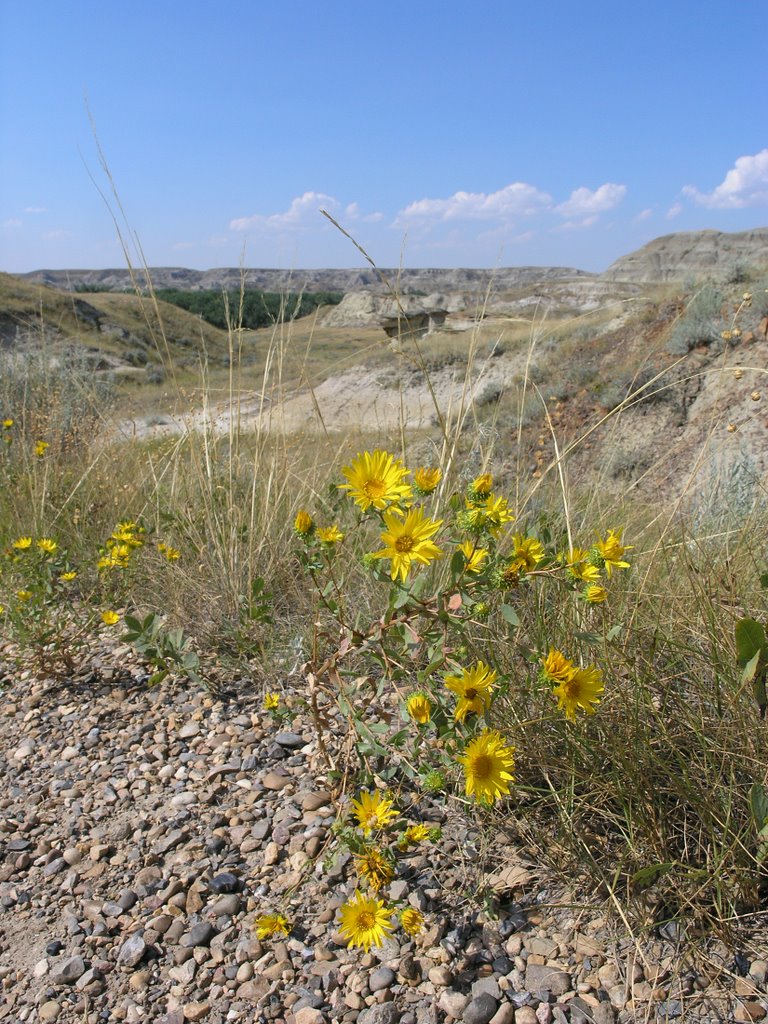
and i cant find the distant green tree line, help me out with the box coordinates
[154,289,343,329]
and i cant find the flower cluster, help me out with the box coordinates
[97,520,146,572]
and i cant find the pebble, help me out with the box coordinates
[463,993,499,1024]
[2,665,764,1024]
[49,955,86,985]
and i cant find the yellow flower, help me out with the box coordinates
[468,472,493,498]
[0,605,4,615]
[508,533,545,574]
[293,509,314,536]
[552,665,604,721]
[338,892,394,952]
[400,824,431,846]
[355,846,394,891]
[373,507,442,582]
[462,493,515,535]
[58,571,77,582]
[583,584,608,604]
[34,440,49,457]
[2,418,13,429]
[37,538,57,555]
[12,537,32,550]
[444,661,497,722]
[593,529,631,577]
[263,692,280,711]
[316,524,344,545]
[340,449,412,512]
[458,729,515,805]
[157,543,180,561]
[351,790,398,835]
[101,610,120,626]
[400,907,424,938]
[564,547,600,583]
[406,692,432,724]
[540,648,576,685]
[254,913,290,940]
[413,466,442,494]
[458,540,489,573]
[17,590,33,602]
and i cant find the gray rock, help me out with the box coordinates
[181,921,216,947]
[524,962,571,997]
[369,965,396,992]
[472,977,501,1000]
[274,732,306,748]
[210,893,241,917]
[357,1004,402,1024]
[462,993,499,1024]
[438,991,470,1017]
[208,872,242,894]
[49,955,86,984]
[117,932,147,968]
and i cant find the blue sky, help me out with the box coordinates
[1,0,766,273]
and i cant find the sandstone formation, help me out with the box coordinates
[602,227,768,283]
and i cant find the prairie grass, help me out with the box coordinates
[1,245,767,941]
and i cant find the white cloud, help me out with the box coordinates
[666,202,682,219]
[682,149,768,209]
[230,191,338,232]
[44,229,69,239]
[635,208,653,221]
[344,202,384,223]
[555,183,626,219]
[396,183,552,224]
[2,218,22,228]
[24,206,46,214]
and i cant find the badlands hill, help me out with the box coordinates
[18,228,768,293]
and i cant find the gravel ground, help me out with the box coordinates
[1,642,767,1024]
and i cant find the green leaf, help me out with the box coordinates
[500,604,519,627]
[742,649,762,684]
[630,861,675,890]
[606,624,623,642]
[450,550,466,577]
[735,617,766,667]
[574,630,600,645]
[760,572,768,590]
[749,783,768,829]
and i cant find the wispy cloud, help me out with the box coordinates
[230,191,338,232]
[666,202,682,219]
[24,206,46,214]
[44,229,69,240]
[682,149,768,209]
[635,208,653,221]
[2,218,22,228]
[396,183,552,224]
